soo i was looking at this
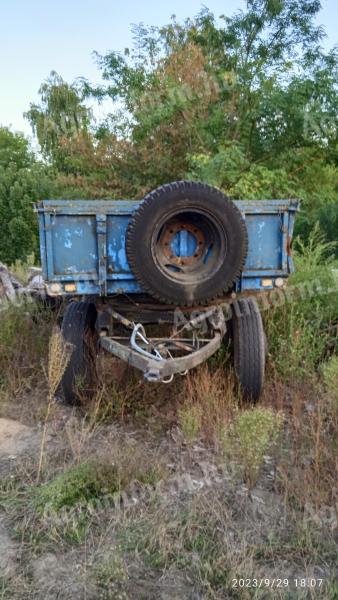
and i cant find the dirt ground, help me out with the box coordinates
[0,382,337,600]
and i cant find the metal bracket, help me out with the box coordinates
[96,215,107,296]
[130,323,163,361]
[100,330,224,381]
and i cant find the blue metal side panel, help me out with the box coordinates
[242,213,283,271]
[49,214,97,278]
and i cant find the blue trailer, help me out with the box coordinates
[37,180,298,403]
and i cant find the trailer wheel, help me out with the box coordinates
[231,298,265,402]
[126,180,248,306]
[58,301,98,405]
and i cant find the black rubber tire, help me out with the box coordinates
[231,298,265,402]
[126,180,248,306]
[58,301,98,405]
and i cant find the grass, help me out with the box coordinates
[322,355,338,409]
[90,551,128,600]
[275,385,338,511]
[178,402,203,444]
[115,488,336,599]
[9,253,36,285]
[0,302,51,391]
[178,364,237,447]
[0,433,167,551]
[0,576,20,600]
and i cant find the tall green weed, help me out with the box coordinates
[266,225,338,378]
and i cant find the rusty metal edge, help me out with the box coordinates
[99,330,224,381]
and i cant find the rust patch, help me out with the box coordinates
[287,235,292,256]
[160,220,205,267]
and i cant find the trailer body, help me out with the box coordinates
[37,194,298,400]
[37,199,298,297]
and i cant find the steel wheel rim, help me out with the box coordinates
[151,208,227,284]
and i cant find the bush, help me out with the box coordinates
[265,225,338,379]
[221,408,282,486]
[34,462,120,513]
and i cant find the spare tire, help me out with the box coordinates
[126,180,248,306]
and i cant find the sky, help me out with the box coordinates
[0,0,337,139]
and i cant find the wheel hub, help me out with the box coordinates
[159,220,206,269]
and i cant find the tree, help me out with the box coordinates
[23,1,338,246]
[0,128,54,264]
[82,1,338,207]
[25,71,92,173]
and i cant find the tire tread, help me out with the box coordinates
[126,180,248,306]
[232,297,265,401]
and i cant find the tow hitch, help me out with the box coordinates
[99,306,226,382]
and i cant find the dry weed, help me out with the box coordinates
[179,365,237,446]
[36,327,74,482]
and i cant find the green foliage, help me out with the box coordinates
[9,253,35,284]
[25,71,91,173]
[78,2,338,210]
[267,302,328,379]
[293,223,337,272]
[0,127,55,263]
[266,226,338,378]
[33,462,120,513]
[188,150,298,199]
[0,127,31,169]
[17,0,336,218]
[221,408,282,486]
[322,356,338,408]
[178,403,203,444]
[316,202,338,256]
